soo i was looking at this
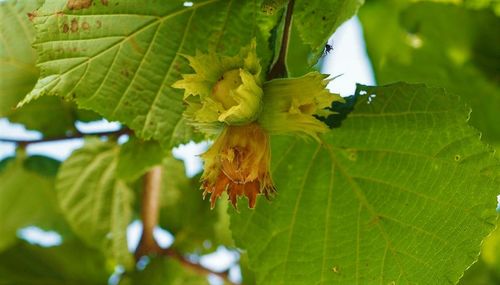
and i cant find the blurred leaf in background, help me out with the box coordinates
[359,0,500,145]
[0,155,66,251]
[0,240,111,285]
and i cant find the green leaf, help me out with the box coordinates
[285,21,316,76]
[240,252,257,285]
[231,83,499,284]
[76,107,102,122]
[359,1,500,143]
[120,257,209,285]
[117,136,164,181]
[56,138,134,267]
[159,156,230,251]
[0,0,41,116]
[460,221,500,284]
[22,0,278,147]
[0,240,110,285]
[322,94,359,129]
[8,96,80,137]
[0,0,102,136]
[459,259,500,285]
[0,156,65,252]
[458,0,500,15]
[294,0,364,60]
[0,156,15,172]
[23,154,60,176]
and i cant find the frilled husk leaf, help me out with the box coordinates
[258,72,344,140]
[172,40,263,134]
[201,123,274,208]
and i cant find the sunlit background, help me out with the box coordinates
[0,17,375,284]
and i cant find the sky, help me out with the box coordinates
[0,16,375,284]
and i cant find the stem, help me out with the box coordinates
[161,248,238,285]
[267,0,295,80]
[0,128,131,146]
[135,166,163,260]
[134,167,239,284]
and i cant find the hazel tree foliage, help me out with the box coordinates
[0,0,498,284]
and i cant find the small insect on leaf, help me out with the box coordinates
[323,43,334,56]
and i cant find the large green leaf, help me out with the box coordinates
[231,83,499,284]
[359,1,500,143]
[0,240,110,285]
[56,138,134,267]
[0,155,65,252]
[21,0,277,147]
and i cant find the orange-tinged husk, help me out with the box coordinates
[201,123,274,208]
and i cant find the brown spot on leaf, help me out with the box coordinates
[101,0,109,5]
[55,11,65,17]
[70,18,79,33]
[368,215,382,226]
[96,20,102,28]
[173,62,181,72]
[121,68,130,78]
[27,12,37,21]
[129,37,144,54]
[62,23,70,33]
[67,0,93,10]
[82,21,90,30]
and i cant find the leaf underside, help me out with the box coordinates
[231,82,499,285]
[56,139,133,266]
[24,0,276,147]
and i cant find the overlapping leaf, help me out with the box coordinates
[294,0,364,60]
[231,83,499,284]
[56,138,134,267]
[116,136,164,181]
[22,0,278,147]
[0,0,101,136]
[0,240,110,285]
[0,0,41,115]
[0,155,65,252]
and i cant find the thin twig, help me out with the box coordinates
[0,128,131,146]
[267,0,295,80]
[161,248,239,285]
[134,167,240,284]
[135,166,163,260]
